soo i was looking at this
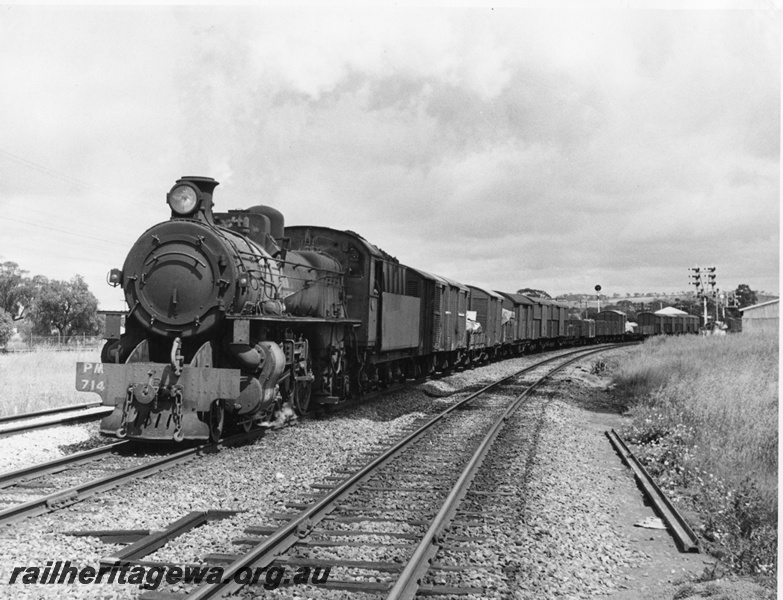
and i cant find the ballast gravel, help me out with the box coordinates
[0,424,105,474]
[430,383,650,599]
[0,348,649,600]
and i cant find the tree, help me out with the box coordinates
[584,307,597,318]
[0,261,35,320]
[734,284,758,309]
[30,275,99,338]
[615,300,637,320]
[0,308,12,347]
[676,298,703,318]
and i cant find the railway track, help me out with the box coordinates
[0,402,114,437]
[607,429,700,553]
[0,430,263,527]
[128,344,619,599]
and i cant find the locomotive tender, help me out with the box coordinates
[76,176,628,443]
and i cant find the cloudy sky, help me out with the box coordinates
[0,2,778,310]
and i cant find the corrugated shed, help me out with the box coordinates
[739,299,779,333]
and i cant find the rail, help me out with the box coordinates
[0,429,263,526]
[606,429,700,553]
[388,345,619,599]
[0,441,128,489]
[168,344,621,600]
[0,403,114,437]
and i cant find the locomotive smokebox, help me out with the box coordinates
[122,176,282,340]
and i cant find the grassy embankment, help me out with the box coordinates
[0,349,101,417]
[612,332,778,583]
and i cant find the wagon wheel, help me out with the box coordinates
[351,363,365,398]
[208,401,224,442]
[100,339,121,363]
[240,417,253,433]
[292,376,313,415]
[285,354,313,415]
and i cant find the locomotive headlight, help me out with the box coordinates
[167,184,200,216]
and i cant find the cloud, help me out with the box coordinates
[0,7,777,310]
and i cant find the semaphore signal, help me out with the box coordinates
[689,266,722,325]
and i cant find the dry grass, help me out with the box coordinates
[0,349,101,417]
[613,332,778,581]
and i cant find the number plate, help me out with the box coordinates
[76,362,107,395]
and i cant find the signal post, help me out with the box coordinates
[689,266,718,326]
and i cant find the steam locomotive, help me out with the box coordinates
[76,176,634,443]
